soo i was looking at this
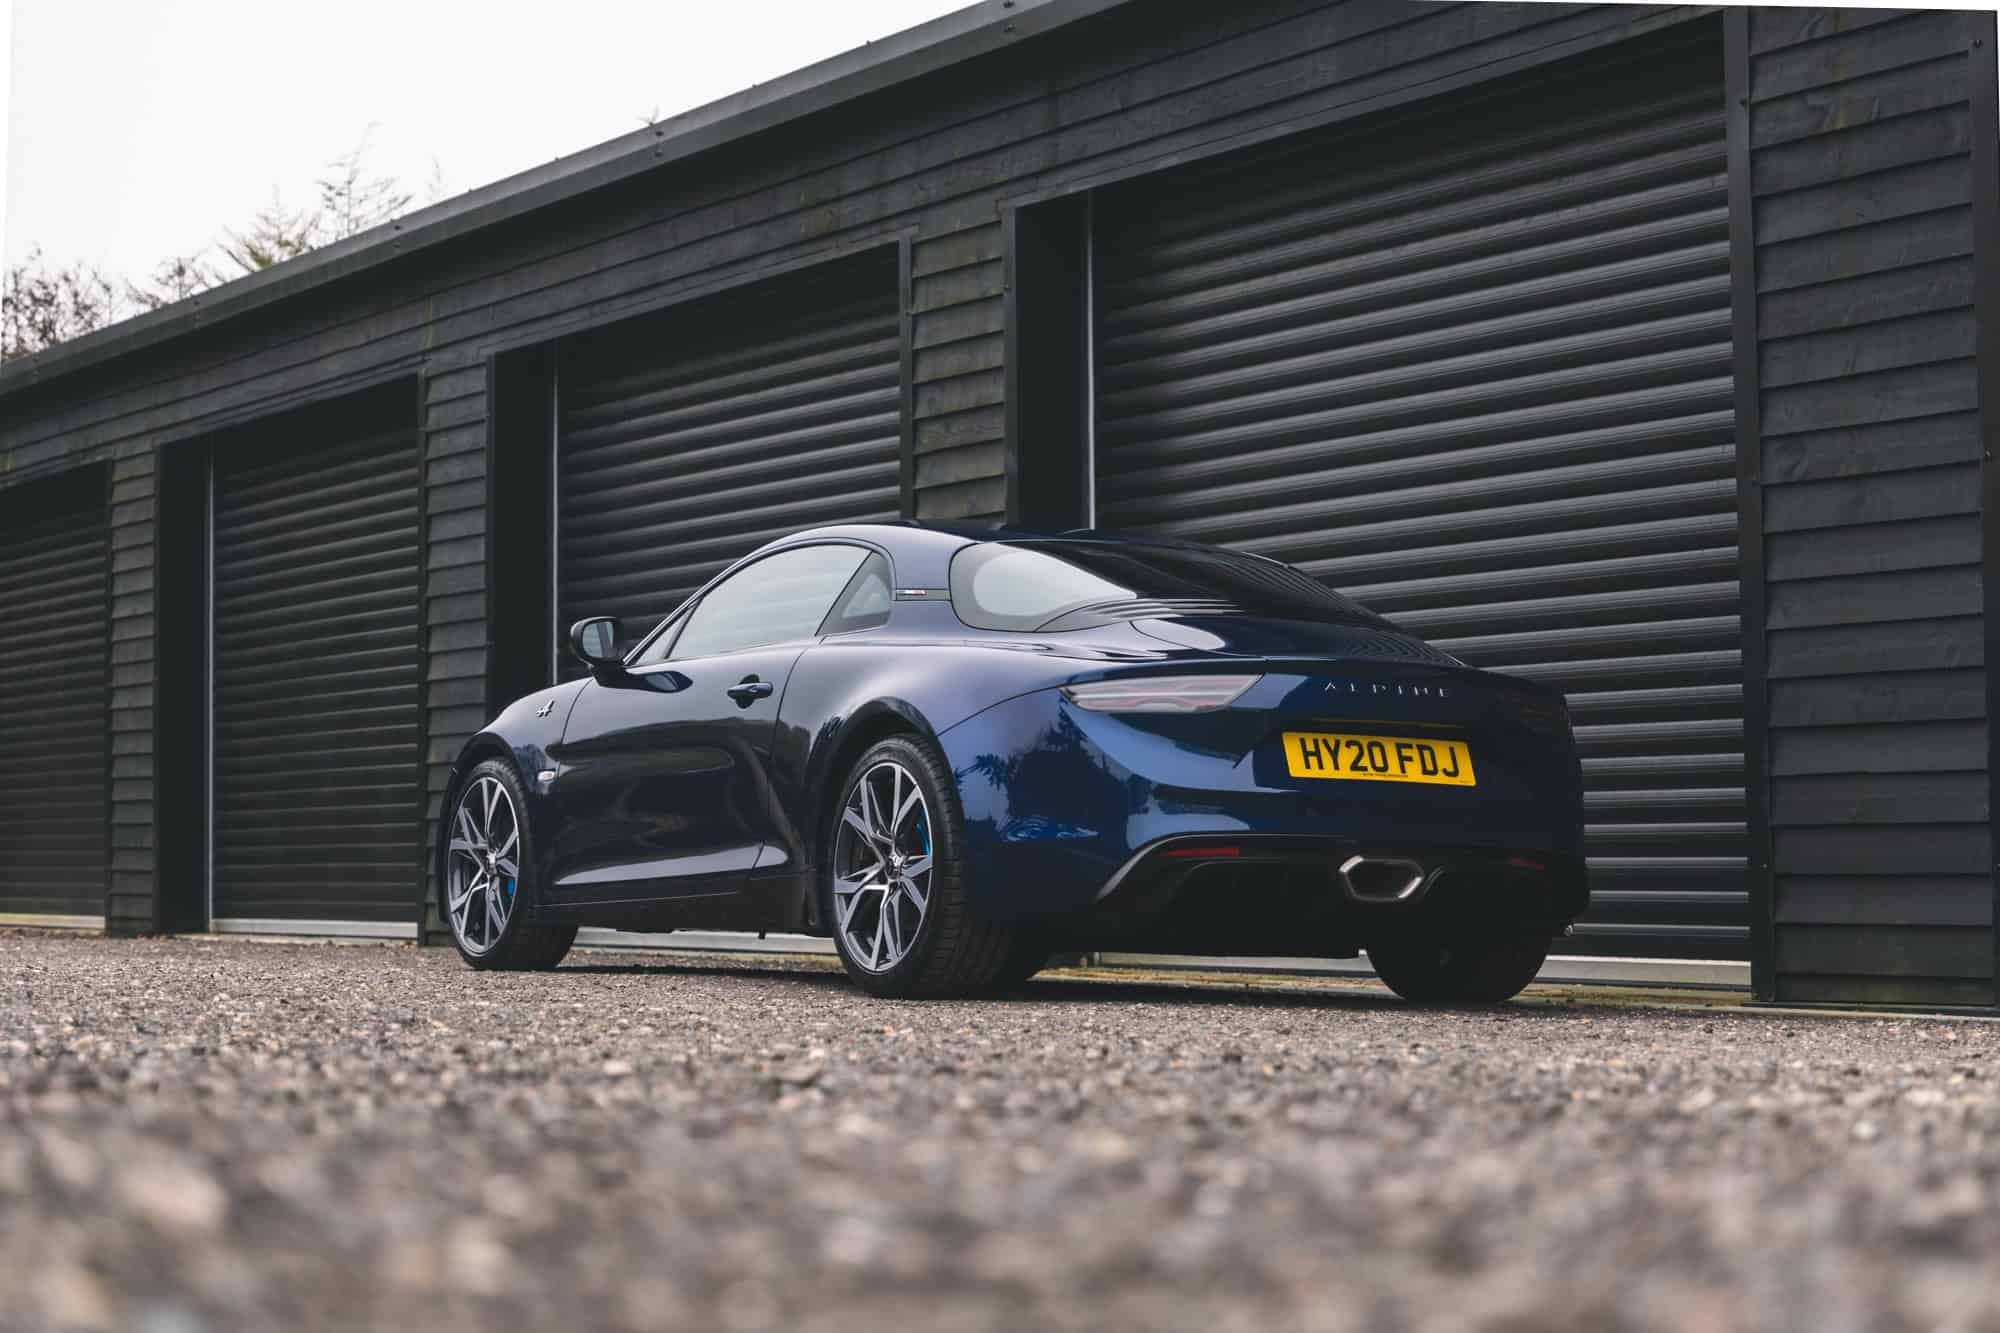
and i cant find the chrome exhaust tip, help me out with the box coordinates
[1338,854,1429,904]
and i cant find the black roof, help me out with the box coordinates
[0,0,1130,401]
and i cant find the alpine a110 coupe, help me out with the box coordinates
[438,523,1586,1002]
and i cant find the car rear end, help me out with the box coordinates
[934,535,1586,966]
[1052,655,1586,958]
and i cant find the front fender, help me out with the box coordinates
[435,680,589,901]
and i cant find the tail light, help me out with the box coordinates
[1062,674,1262,714]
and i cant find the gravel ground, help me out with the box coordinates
[2,931,1998,1333]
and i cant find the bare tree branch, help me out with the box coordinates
[10,137,439,355]
[127,252,223,312]
[2,248,125,362]
[219,190,321,276]
[318,132,413,242]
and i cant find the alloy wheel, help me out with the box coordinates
[447,775,521,955]
[832,760,934,973]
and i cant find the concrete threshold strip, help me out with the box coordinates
[212,918,419,940]
[0,913,104,931]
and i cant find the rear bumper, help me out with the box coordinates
[1075,833,1589,956]
[937,687,1586,938]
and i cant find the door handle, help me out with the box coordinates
[727,677,775,706]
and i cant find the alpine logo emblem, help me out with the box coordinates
[536,700,556,718]
[1323,680,1450,700]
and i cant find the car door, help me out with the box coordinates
[545,544,873,903]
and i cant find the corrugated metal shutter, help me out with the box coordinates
[211,393,421,922]
[556,255,903,653]
[1093,40,1743,959]
[0,470,108,918]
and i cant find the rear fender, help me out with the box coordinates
[936,688,1137,921]
[775,631,1093,882]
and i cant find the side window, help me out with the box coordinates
[819,552,893,636]
[649,545,869,662]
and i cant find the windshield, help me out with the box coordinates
[948,539,1384,632]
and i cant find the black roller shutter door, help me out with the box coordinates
[557,254,902,652]
[211,391,421,922]
[0,471,108,918]
[1094,37,1743,959]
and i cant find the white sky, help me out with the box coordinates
[2,0,972,283]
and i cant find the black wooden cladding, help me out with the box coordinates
[555,254,904,654]
[0,469,108,917]
[420,364,495,945]
[153,444,211,934]
[210,388,422,921]
[1094,28,1743,959]
[105,448,158,937]
[1743,7,1994,1006]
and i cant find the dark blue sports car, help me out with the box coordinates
[438,523,1586,1002]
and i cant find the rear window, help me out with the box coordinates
[948,539,1383,632]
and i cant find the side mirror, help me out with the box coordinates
[567,617,623,674]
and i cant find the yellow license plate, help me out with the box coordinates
[1282,731,1477,787]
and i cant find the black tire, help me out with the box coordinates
[990,935,1053,990]
[824,735,1018,998]
[443,759,576,971]
[1367,932,1550,1005]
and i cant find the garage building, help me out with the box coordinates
[1,0,1994,1006]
